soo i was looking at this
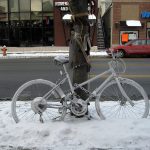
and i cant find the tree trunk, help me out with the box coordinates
[69,0,90,100]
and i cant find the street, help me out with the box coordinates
[0,56,150,100]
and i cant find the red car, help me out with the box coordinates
[107,39,150,57]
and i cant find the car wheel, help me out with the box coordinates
[117,50,125,58]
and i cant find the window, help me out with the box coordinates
[31,0,42,12]
[31,12,42,27]
[43,12,53,27]
[0,27,9,46]
[42,0,53,11]
[147,22,150,28]
[0,13,8,27]
[20,13,30,27]
[0,0,8,13]
[147,40,150,45]
[132,40,146,45]
[120,31,138,45]
[0,0,54,46]
[9,0,19,12]
[138,40,146,45]
[20,0,30,12]
[10,13,19,27]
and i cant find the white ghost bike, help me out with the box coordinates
[11,55,149,123]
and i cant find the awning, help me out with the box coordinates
[62,14,72,20]
[62,14,96,20]
[119,20,142,27]
[126,20,142,27]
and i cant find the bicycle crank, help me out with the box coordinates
[31,97,47,114]
[71,98,88,117]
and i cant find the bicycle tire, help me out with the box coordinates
[11,79,67,123]
[95,78,149,119]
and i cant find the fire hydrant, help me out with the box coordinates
[1,45,7,56]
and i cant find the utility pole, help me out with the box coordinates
[68,0,91,100]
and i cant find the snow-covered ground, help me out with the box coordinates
[0,101,150,150]
[0,51,108,59]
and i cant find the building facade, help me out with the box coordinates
[102,0,150,48]
[0,0,98,47]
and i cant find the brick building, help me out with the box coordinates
[102,0,150,48]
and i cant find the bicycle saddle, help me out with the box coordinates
[54,55,69,65]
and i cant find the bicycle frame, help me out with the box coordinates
[45,60,134,108]
[62,63,134,106]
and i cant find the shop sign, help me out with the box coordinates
[141,11,150,19]
[55,2,69,11]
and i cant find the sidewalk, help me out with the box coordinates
[0,46,108,58]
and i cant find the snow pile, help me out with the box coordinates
[0,51,108,59]
[0,101,150,150]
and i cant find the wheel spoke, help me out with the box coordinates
[11,79,66,123]
[96,79,149,119]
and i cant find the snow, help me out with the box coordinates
[0,101,150,150]
[1,51,150,149]
[0,51,108,59]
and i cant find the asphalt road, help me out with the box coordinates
[0,57,150,100]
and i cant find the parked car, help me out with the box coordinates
[107,39,150,57]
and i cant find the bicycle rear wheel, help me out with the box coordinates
[95,78,149,119]
[11,79,67,123]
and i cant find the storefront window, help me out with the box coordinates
[9,0,19,12]
[42,0,53,12]
[43,12,53,46]
[9,13,20,46]
[31,12,42,27]
[31,11,43,45]
[20,13,30,27]
[20,0,30,12]
[0,27,9,45]
[43,12,53,27]
[43,27,53,46]
[10,13,19,27]
[120,31,138,45]
[0,0,54,46]
[20,13,30,20]
[31,0,42,12]
[0,13,8,27]
[0,0,8,13]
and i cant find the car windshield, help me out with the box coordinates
[124,40,134,46]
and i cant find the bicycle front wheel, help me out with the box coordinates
[11,79,67,123]
[95,78,149,119]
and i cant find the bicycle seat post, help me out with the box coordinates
[63,64,74,93]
